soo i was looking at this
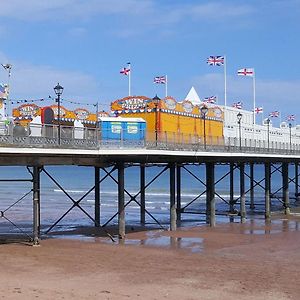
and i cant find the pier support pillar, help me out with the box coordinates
[295,163,299,197]
[94,167,100,227]
[176,164,181,223]
[229,163,234,222]
[250,162,255,210]
[140,164,146,225]
[282,162,290,215]
[265,162,271,220]
[240,163,246,223]
[33,166,41,246]
[118,162,125,239]
[206,162,215,227]
[170,163,177,231]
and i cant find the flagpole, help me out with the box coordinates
[253,70,256,125]
[224,55,227,107]
[96,102,99,123]
[165,75,168,97]
[128,63,131,96]
[279,111,281,124]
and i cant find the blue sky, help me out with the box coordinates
[0,0,299,120]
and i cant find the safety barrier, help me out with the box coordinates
[0,123,299,154]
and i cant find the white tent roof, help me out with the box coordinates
[185,86,202,105]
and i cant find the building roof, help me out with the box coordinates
[185,86,202,105]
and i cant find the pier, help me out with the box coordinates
[0,129,299,245]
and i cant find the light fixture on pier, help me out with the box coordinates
[237,112,243,151]
[54,83,64,145]
[266,118,271,151]
[152,94,160,147]
[200,105,209,150]
[289,123,292,151]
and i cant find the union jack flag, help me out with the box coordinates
[287,114,295,121]
[204,96,216,104]
[207,56,224,66]
[254,107,263,114]
[232,101,243,109]
[120,63,131,75]
[269,111,280,118]
[154,76,166,84]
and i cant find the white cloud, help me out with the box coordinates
[0,1,256,39]
[0,0,153,21]
[7,62,100,104]
[0,0,253,24]
[191,73,300,116]
[68,27,87,37]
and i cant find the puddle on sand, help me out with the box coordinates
[242,218,300,235]
[103,235,204,253]
[243,229,282,235]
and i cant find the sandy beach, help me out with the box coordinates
[0,216,300,300]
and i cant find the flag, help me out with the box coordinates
[287,114,295,121]
[204,96,216,104]
[154,76,166,84]
[269,111,280,118]
[120,63,130,75]
[207,56,224,66]
[1,64,12,77]
[0,84,7,99]
[1,64,12,71]
[254,107,263,114]
[232,101,243,109]
[237,68,254,76]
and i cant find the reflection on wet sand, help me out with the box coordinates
[116,236,205,253]
[243,218,300,235]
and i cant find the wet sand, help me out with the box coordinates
[1,216,300,299]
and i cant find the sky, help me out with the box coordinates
[0,0,299,122]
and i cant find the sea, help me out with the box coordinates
[0,164,298,238]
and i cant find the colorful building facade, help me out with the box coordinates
[12,103,109,127]
[111,96,224,144]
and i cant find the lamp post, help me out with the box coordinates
[152,94,160,147]
[237,112,242,151]
[266,118,270,151]
[200,105,209,149]
[54,83,64,145]
[289,123,292,151]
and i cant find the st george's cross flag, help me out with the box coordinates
[120,63,131,75]
[154,76,167,84]
[207,56,224,66]
[254,107,263,114]
[237,68,254,76]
